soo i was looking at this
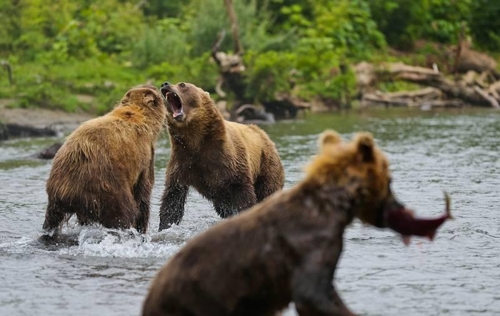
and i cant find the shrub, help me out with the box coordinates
[244,50,297,102]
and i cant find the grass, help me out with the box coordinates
[0,58,154,114]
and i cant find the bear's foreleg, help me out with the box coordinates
[133,164,154,233]
[292,243,355,316]
[254,153,285,202]
[42,201,68,234]
[95,189,138,230]
[159,180,189,230]
[293,267,355,316]
[254,173,284,202]
[213,182,257,218]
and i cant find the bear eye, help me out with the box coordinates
[179,82,186,88]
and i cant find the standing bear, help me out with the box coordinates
[158,81,284,230]
[142,130,452,316]
[42,84,166,234]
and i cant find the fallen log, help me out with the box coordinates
[362,90,464,108]
[489,81,500,99]
[359,62,500,108]
[374,87,442,101]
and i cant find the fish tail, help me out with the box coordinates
[444,191,454,220]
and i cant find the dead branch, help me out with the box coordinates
[366,62,500,108]
[211,30,226,67]
[223,0,243,55]
[375,87,442,100]
[473,86,499,108]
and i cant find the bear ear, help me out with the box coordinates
[354,132,376,162]
[319,130,342,149]
[143,94,155,105]
[142,90,155,104]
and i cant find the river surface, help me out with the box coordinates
[0,108,499,316]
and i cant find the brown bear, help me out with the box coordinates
[158,81,284,230]
[142,130,452,316]
[42,84,166,234]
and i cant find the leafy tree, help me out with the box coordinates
[369,0,472,49]
[470,0,500,51]
[308,0,386,59]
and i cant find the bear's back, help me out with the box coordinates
[49,113,151,194]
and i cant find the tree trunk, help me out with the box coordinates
[223,0,243,55]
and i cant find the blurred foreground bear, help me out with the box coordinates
[142,130,452,316]
[158,81,284,230]
[42,84,166,234]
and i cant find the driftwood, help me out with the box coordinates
[234,104,275,124]
[36,142,63,159]
[357,62,500,109]
[453,40,498,77]
[5,123,57,138]
[362,91,464,109]
[211,30,246,101]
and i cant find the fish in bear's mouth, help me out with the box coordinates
[386,192,453,245]
[161,88,184,121]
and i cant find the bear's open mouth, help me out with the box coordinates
[165,92,184,119]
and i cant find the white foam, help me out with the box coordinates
[54,227,184,258]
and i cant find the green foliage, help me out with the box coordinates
[146,53,218,91]
[470,0,500,51]
[141,0,186,19]
[264,0,314,32]
[5,0,143,62]
[185,0,291,56]
[307,0,386,59]
[17,82,83,112]
[369,0,472,49]
[1,0,500,114]
[130,18,189,69]
[294,37,340,81]
[245,50,297,101]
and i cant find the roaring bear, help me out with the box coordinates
[142,130,452,316]
[42,84,166,234]
[158,81,284,230]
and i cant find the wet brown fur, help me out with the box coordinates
[159,82,284,230]
[143,130,400,316]
[42,84,166,234]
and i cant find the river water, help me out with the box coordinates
[0,108,499,316]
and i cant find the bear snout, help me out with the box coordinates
[160,82,173,97]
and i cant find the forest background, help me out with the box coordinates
[0,0,499,115]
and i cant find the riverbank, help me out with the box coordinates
[0,99,93,139]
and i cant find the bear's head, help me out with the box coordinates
[307,130,396,227]
[307,130,451,241]
[159,81,214,126]
[118,84,167,128]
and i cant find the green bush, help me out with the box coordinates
[146,53,218,91]
[16,82,82,112]
[309,0,386,59]
[130,18,189,69]
[470,0,500,51]
[369,0,471,49]
[244,50,297,102]
[185,0,290,56]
